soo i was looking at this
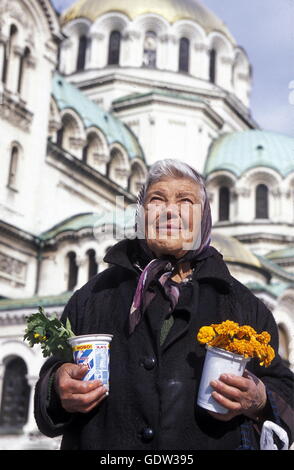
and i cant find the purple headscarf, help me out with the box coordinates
[129,165,212,334]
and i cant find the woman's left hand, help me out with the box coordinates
[208,369,267,422]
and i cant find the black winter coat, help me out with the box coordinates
[34,240,294,450]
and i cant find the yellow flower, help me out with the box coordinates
[255,331,271,345]
[197,326,216,344]
[265,345,275,366]
[33,333,46,342]
[227,338,255,358]
[196,321,275,367]
[209,334,231,350]
[211,320,239,337]
[236,325,257,340]
[259,345,275,367]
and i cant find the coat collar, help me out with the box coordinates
[103,238,233,293]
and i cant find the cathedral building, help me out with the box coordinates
[0,0,293,449]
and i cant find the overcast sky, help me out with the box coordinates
[51,0,294,137]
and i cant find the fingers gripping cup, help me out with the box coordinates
[197,345,250,414]
[68,334,113,390]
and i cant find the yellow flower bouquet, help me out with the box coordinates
[197,320,275,367]
[196,321,275,413]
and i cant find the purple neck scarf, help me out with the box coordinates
[129,182,212,334]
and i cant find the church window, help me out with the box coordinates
[83,132,105,169]
[179,37,190,73]
[255,184,269,219]
[219,186,230,221]
[2,24,17,85]
[87,249,98,280]
[8,145,19,190]
[143,31,157,68]
[76,35,87,71]
[58,113,79,155]
[17,46,30,95]
[108,147,128,188]
[129,162,145,196]
[67,251,78,291]
[209,48,217,83]
[108,31,121,65]
[0,357,30,432]
[1,42,8,84]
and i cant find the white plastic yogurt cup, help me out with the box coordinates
[197,345,250,414]
[68,334,113,389]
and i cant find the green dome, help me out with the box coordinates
[52,73,144,160]
[204,130,294,178]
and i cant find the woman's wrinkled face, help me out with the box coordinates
[143,177,203,259]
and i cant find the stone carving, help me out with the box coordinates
[0,0,34,35]
[0,89,33,131]
[0,252,27,281]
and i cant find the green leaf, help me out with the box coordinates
[23,307,75,360]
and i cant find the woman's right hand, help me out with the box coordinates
[54,363,108,414]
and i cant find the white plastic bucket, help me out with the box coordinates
[68,334,113,389]
[197,345,250,414]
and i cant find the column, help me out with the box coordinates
[88,32,106,68]
[193,43,209,79]
[219,56,234,92]
[7,45,22,94]
[75,253,88,289]
[270,188,282,222]
[59,38,73,75]
[0,35,7,84]
[23,375,39,434]
[121,30,141,67]
[20,52,36,104]
[158,34,177,71]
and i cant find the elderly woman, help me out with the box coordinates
[34,159,293,450]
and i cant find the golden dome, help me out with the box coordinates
[211,232,262,269]
[61,0,235,43]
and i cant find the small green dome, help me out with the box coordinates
[204,130,294,178]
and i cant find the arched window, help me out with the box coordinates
[0,357,30,432]
[83,132,105,169]
[209,48,217,83]
[67,251,78,291]
[219,186,230,221]
[255,184,269,219]
[8,145,19,190]
[17,46,30,95]
[108,147,128,187]
[128,162,146,196]
[1,42,8,84]
[143,31,157,68]
[2,24,18,85]
[179,37,190,73]
[57,113,81,156]
[76,35,87,71]
[87,249,98,280]
[108,31,121,65]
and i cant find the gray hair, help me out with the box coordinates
[138,159,206,206]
